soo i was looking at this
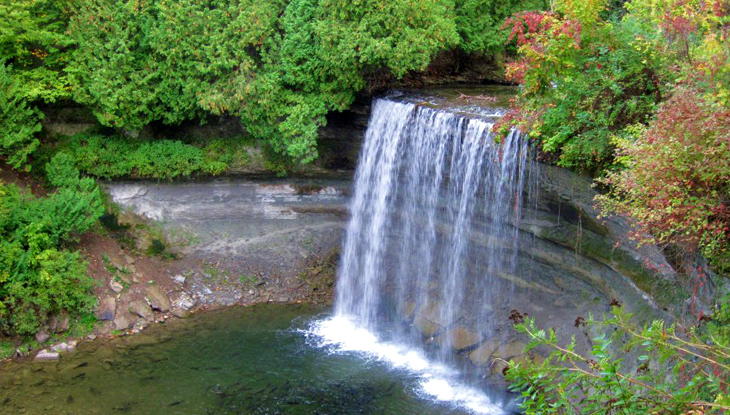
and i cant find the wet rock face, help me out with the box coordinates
[394,163,688,374]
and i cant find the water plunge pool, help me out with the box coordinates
[0,304,508,415]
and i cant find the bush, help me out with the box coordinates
[0,62,43,170]
[131,141,204,179]
[598,89,730,274]
[63,0,549,162]
[45,152,81,188]
[55,133,229,180]
[507,304,730,414]
[0,178,102,336]
[498,0,666,173]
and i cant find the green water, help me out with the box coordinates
[0,304,473,415]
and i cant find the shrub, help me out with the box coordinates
[598,89,730,274]
[507,304,730,414]
[131,140,204,179]
[0,178,102,336]
[498,0,666,173]
[45,152,81,188]
[56,133,228,180]
[0,62,43,170]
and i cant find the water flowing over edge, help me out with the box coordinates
[307,97,532,414]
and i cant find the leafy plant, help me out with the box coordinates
[598,89,730,274]
[498,0,666,172]
[0,62,43,170]
[0,174,102,336]
[507,304,730,414]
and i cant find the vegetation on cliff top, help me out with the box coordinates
[501,0,730,413]
[0,0,551,339]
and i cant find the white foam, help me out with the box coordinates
[306,315,505,415]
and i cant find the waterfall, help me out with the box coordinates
[312,97,531,414]
[336,98,528,343]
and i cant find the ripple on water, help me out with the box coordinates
[0,304,492,415]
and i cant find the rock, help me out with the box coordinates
[552,297,568,307]
[492,341,527,361]
[490,359,510,377]
[468,340,502,366]
[145,286,171,312]
[48,314,70,333]
[35,330,50,344]
[110,279,124,293]
[114,314,133,330]
[34,350,59,361]
[173,293,196,311]
[50,343,68,353]
[401,301,417,322]
[510,353,545,366]
[469,340,526,367]
[67,340,77,352]
[413,301,462,337]
[438,327,482,351]
[87,334,97,341]
[124,254,135,265]
[171,308,190,319]
[173,275,186,285]
[97,297,117,321]
[128,299,154,320]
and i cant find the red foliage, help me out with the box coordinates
[600,88,730,271]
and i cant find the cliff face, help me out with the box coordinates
[50,94,697,378]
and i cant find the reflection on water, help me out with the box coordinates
[0,305,475,415]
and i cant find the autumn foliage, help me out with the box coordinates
[598,89,730,272]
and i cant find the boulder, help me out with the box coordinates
[97,297,117,321]
[145,286,171,312]
[438,326,482,351]
[173,293,196,311]
[50,343,68,353]
[401,301,417,322]
[128,299,153,320]
[492,341,526,360]
[467,340,501,366]
[34,350,59,362]
[114,314,133,330]
[171,308,190,319]
[35,330,50,344]
[110,279,124,293]
[413,301,462,337]
[48,314,70,333]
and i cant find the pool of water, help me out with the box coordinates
[0,305,508,415]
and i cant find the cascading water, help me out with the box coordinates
[312,97,532,414]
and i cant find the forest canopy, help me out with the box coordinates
[0,0,545,165]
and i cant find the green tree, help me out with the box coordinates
[0,62,43,170]
[0,0,74,103]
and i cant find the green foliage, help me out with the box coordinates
[65,0,545,162]
[454,0,547,54]
[0,62,43,170]
[500,0,666,172]
[54,133,230,180]
[0,177,102,336]
[0,0,74,103]
[45,151,80,188]
[507,305,730,414]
